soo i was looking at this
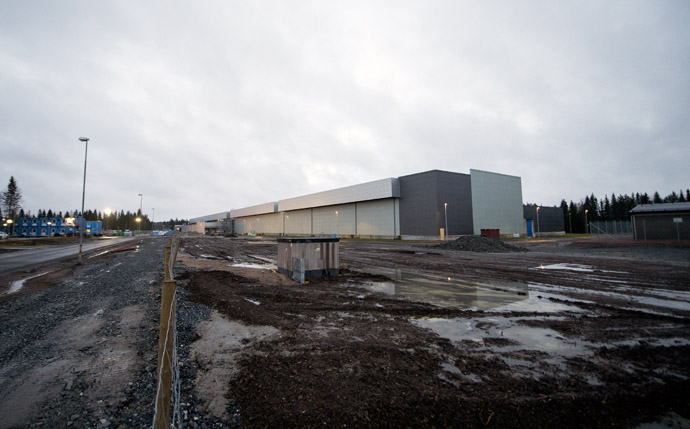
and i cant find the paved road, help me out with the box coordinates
[0,236,141,274]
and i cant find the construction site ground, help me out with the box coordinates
[1,235,689,428]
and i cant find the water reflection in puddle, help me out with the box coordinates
[412,316,592,358]
[356,267,528,310]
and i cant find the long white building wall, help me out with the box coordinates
[470,169,524,236]
[357,199,399,237]
[233,199,400,237]
[284,210,312,235]
[235,212,283,235]
[312,204,356,236]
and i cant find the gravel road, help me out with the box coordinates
[0,237,220,429]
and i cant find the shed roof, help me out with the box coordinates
[630,202,690,214]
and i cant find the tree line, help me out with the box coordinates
[2,176,186,232]
[559,189,690,234]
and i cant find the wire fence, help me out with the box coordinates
[589,220,633,237]
[152,233,182,429]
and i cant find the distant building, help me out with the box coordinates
[630,202,690,241]
[523,204,565,237]
[14,217,102,237]
[184,169,525,239]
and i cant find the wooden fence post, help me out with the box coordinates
[154,279,177,428]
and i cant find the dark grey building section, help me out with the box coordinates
[523,204,565,235]
[630,202,690,241]
[399,170,473,236]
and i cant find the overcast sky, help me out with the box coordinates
[1,1,688,221]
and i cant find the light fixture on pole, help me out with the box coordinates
[444,202,448,241]
[152,207,155,231]
[536,206,540,238]
[78,137,89,265]
[335,210,339,237]
[136,217,141,234]
[584,209,589,234]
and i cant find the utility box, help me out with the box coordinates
[277,237,340,282]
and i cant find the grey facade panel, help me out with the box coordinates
[278,178,400,212]
[470,169,524,236]
[398,170,473,236]
[523,204,565,233]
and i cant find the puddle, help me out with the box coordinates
[490,290,587,314]
[231,263,276,270]
[7,272,50,294]
[412,316,592,358]
[356,268,528,310]
[535,263,594,272]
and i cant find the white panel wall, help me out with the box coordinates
[312,204,356,236]
[279,178,400,211]
[236,213,283,234]
[356,199,399,237]
[284,210,312,235]
[470,169,524,235]
[230,202,277,218]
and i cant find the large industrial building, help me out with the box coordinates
[184,169,525,239]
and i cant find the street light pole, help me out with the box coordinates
[152,207,155,231]
[444,202,448,241]
[536,206,540,238]
[584,209,589,234]
[78,137,89,265]
[335,210,339,237]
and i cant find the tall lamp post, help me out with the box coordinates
[335,210,339,237]
[78,137,89,265]
[152,208,155,231]
[536,206,541,238]
[444,202,448,241]
[584,209,589,234]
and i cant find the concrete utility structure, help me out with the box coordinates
[630,202,690,241]
[184,169,524,239]
[523,204,565,237]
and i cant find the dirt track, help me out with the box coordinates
[178,236,690,427]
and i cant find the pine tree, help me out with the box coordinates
[653,192,662,203]
[2,176,23,221]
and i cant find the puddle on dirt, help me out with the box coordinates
[412,316,592,358]
[490,290,587,314]
[7,272,50,294]
[356,267,528,310]
[231,263,276,270]
[535,263,594,272]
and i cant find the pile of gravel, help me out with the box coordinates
[432,235,528,253]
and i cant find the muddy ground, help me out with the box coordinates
[177,235,690,428]
[1,235,689,428]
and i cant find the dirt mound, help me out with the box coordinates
[432,235,528,253]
